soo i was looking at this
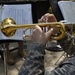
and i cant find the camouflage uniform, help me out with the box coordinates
[18,43,75,75]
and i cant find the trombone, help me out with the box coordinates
[1,18,74,40]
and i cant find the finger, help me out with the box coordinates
[38,19,42,23]
[44,13,51,17]
[32,25,43,37]
[35,25,43,32]
[46,28,54,39]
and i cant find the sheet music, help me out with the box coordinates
[0,4,33,40]
[58,1,75,23]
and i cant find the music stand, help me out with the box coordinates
[0,1,37,75]
[0,1,50,75]
[0,40,23,75]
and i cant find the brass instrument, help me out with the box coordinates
[0,18,66,40]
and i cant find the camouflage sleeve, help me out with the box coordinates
[45,53,75,75]
[18,43,45,75]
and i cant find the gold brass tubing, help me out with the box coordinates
[1,22,64,29]
[0,18,65,40]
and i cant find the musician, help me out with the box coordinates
[18,13,75,75]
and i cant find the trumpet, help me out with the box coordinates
[0,18,67,40]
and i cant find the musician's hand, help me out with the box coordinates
[38,13,58,37]
[38,13,57,23]
[31,26,56,45]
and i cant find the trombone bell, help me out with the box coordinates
[0,18,65,40]
[1,18,16,37]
